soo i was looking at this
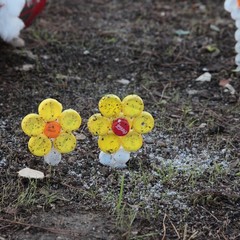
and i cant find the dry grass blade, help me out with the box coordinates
[0,218,82,237]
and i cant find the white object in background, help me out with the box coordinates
[195,72,212,82]
[44,147,62,166]
[99,148,131,168]
[231,8,240,20]
[224,0,236,12]
[236,19,240,28]
[235,53,240,65]
[0,0,26,46]
[235,41,240,52]
[18,167,44,179]
[235,28,240,41]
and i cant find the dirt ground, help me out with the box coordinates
[0,0,240,239]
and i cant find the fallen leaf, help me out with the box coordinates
[116,79,130,85]
[195,72,211,82]
[205,45,220,53]
[224,84,236,95]
[219,79,230,87]
[198,123,207,128]
[18,167,44,179]
[15,64,34,71]
[174,29,190,36]
[186,89,199,95]
[210,24,220,32]
[76,133,87,140]
[219,79,236,94]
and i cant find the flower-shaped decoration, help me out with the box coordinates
[21,98,81,165]
[88,94,154,168]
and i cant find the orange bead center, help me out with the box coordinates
[238,0,240,8]
[44,121,61,138]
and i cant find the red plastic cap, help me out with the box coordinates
[112,118,130,136]
[20,0,46,28]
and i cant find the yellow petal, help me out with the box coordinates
[122,95,144,117]
[21,113,45,136]
[28,134,52,156]
[88,113,111,135]
[38,98,62,121]
[132,111,154,133]
[119,113,134,128]
[121,131,143,152]
[99,94,122,117]
[98,133,121,153]
[58,109,82,131]
[53,132,76,153]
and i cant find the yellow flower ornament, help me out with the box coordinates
[21,98,82,165]
[88,94,154,168]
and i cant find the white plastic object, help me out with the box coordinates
[0,0,26,42]
[99,151,113,166]
[112,148,131,168]
[231,8,240,20]
[234,28,240,41]
[236,19,240,28]
[235,53,240,65]
[224,0,236,12]
[44,147,62,166]
[99,148,131,168]
[235,41,240,52]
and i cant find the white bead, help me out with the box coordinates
[44,147,62,166]
[99,148,131,168]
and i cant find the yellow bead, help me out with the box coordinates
[121,131,143,152]
[99,94,122,117]
[133,111,154,133]
[21,113,45,137]
[122,95,144,117]
[28,134,52,156]
[58,109,82,131]
[88,113,111,135]
[38,98,62,121]
[98,133,121,153]
[53,132,76,153]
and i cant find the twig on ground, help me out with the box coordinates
[161,213,167,240]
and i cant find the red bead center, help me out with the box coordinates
[112,118,130,136]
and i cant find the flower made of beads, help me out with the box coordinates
[88,94,154,161]
[21,98,81,158]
